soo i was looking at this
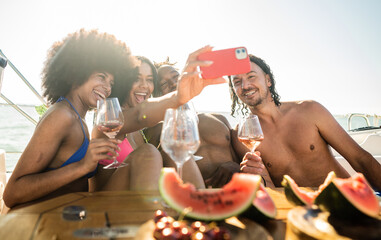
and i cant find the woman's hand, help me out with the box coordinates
[81,138,121,172]
[176,45,227,105]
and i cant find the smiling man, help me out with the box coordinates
[229,54,381,190]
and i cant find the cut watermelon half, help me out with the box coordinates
[242,183,277,221]
[159,168,261,221]
[281,171,336,206]
[315,172,380,219]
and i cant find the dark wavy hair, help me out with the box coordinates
[41,29,138,105]
[110,56,157,106]
[229,54,281,117]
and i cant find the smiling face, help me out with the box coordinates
[158,66,179,96]
[231,62,272,108]
[127,62,154,107]
[80,71,114,108]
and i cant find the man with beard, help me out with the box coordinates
[144,64,248,188]
[229,54,381,190]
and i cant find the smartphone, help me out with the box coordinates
[197,47,250,79]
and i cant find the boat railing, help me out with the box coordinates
[347,113,381,131]
[0,49,46,126]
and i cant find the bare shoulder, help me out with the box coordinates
[281,100,335,127]
[199,112,231,128]
[37,104,78,136]
[282,100,328,115]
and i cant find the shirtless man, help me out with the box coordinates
[230,54,381,190]
[145,65,241,188]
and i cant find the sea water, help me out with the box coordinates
[0,104,377,175]
[0,104,96,174]
[0,105,37,172]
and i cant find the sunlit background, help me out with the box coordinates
[1,0,380,114]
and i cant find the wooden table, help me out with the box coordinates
[0,188,295,240]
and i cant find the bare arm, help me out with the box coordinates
[3,110,119,207]
[312,101,381,190]
[203,114,241,188]
[118,46,226,135]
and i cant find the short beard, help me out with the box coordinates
[247,97,263,108]
[244,87,269,108]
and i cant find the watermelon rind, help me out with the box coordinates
[159,168,261,221]
[315,179,379,219]
[241,184,277,221]
[282,172,336,207]
[282,175,311,206]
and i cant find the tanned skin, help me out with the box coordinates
[145,66,242,188]
[231,60,381,190]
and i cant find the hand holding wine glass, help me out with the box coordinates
[96,97,126,169]
[238,115,264,152]
[160,108,200,179]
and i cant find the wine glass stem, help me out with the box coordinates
[251,142,261,153]
[110,136,119,165]
[176,163,183,179]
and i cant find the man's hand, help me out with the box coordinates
[205,161,240,188]
[240,151,265,175]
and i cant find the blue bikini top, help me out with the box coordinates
[48,96,97,178]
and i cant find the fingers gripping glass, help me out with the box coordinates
[160,108,200,179]
[238,115,264,152]
[96,98,126,169]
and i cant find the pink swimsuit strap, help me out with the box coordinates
[99,138,134,165]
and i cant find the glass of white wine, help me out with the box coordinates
[160,108,200,179]
[178,102,203,161]
[238,115,264,152]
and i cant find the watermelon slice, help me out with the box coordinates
[159,167,261,221]
[281,171,336,206]
[242,184,277,221]
[315,173,380,219]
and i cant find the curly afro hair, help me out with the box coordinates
[42,29,138,105]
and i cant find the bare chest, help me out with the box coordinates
[258,120,327,183]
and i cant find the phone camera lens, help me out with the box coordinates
[242,49,245,53]
[236,49,241,53]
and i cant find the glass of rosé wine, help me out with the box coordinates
[96,97,126,169]
[238,115,264,152]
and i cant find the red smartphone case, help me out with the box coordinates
[197,47,250,79]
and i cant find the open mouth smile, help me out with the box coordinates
[93,90,106,100]
[243,90,257,97]
[134,92,148,103]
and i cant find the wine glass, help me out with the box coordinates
[160,108,200,179]
[238,115,264,152]
[95,97,126,169]
[178,102,203,161]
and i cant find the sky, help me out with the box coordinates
[1,0,381,115]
